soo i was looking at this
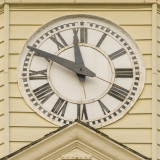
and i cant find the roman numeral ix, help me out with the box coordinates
[115,68,133,78]
[77,104,88,120]
[109,48,127,60]
[50,32,68,50]
[33,83,54,104]
[51,98,68,117]
[29,69,47,80]
[108,85,129,102]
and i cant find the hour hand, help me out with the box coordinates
[27,45,96,77]
[73,29,85,82]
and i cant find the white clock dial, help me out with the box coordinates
[17,15,145,128]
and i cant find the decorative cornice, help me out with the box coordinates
[0,0,159,7]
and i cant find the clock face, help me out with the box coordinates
[17,14,145,128]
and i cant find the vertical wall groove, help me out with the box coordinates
[4,4,9,155]
[152,3,157,160]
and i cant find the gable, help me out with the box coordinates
[0,121,150,160]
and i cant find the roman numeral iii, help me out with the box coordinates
[115,68,133,78]
[33,83,54,104]
[50,33,68,50]
[108,84,129,102]
[29,69,47,80]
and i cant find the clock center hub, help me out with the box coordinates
[48,44,115,104]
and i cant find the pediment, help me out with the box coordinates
[43,141,110,160]
[1,120,150,160]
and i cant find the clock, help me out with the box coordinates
[17,14,145,128]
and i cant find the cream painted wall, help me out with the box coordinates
[0,2,155,159]
[157,6,160,160]
[0,6,4,158]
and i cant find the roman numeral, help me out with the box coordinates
[51,98,67,117]
[81,104,88,120]
[98,100,110,115]
[115,68,133,78]
[80,28,87,43]
[108,84,129,102]
[50,33,68,50]
[73,28,79,35]
[109,48,127,60]
[33,83,54,104]
[29,69,47,80]
[96,33,107,47]
[77,104,88,120]
[77,104,81,120]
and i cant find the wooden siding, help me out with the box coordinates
[158,145,160,159]
[158,7,160,160]
[0,144,4,158]
[9,141,33,154]
[0,115,4,157]
[9,10,152,25]
[125,144,152,158]
[0,100,4,115]
[0,8,4,158]
[0,4,152,159]
[0,115,4,131]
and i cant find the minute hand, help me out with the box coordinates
[27,46,96,77]
[73,33,85,82]
[74,35,84,65]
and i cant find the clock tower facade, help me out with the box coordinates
[0,1,159,159]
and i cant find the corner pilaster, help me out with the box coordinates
[4,3,9,155]
[152,3,157,160]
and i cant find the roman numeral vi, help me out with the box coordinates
[77,104,88,120]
